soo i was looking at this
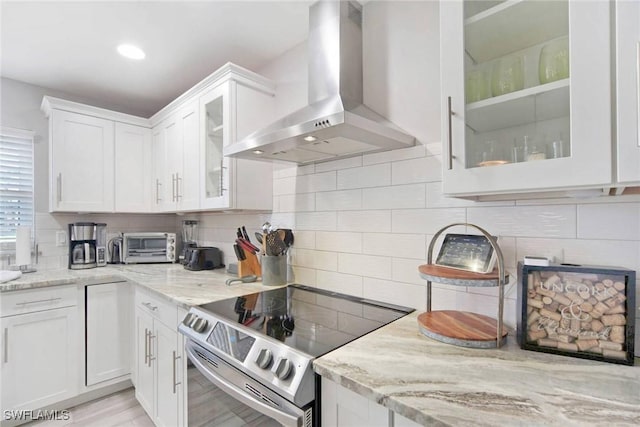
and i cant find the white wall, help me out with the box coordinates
[192,1,639,355]
[0,77,177,269]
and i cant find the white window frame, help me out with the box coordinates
[0,127,35,254]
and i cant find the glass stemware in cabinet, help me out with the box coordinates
[491,54,524,97]
[539,37,569,85]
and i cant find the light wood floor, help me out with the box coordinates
[26,388,154,427]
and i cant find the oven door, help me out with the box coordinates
[186,341,312,427]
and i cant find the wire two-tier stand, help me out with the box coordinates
[417,223,508,348]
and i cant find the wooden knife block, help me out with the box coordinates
[238,252,261,278]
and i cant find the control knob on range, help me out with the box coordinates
[255,348,273,369]
[273,358,294,380]
[182,313,196,326]
[192,317,208,333]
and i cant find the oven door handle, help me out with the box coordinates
[186,343,305,427]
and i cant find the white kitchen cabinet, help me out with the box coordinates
[86,281,131,386]
[199,73,274,210]
[321,377,420,427]
[1,286,79,412]
[114,123,152,212]
[48,109,115,212]
[616,0,640,185]
[440,1,611,197]
[42,96,151,213]
[153,101,200,212]
[134,288,184,427]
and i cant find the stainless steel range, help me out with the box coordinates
[178,284,414,427]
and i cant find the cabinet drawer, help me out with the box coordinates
[135,287,177,328]
[1,285,78,317]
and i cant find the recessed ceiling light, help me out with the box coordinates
[252,150,264,155]
[303,135,317,142]
[117,44,145,60]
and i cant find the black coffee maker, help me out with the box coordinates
[68,222,97,270]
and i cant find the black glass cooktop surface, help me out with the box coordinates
[198,284,414,358]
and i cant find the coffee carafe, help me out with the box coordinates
[68,222,97,270]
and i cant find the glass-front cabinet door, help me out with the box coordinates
[441,1,612,197]
[200,82,231,209]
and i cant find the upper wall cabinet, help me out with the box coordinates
[151,101,200,212]
[616,0,640,185]
[440,1,612,197]
[42,97,150,213]
[48,109,115,212]
[115,122,152,212]
[199,76,275,210]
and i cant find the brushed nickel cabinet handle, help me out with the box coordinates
[57,173,62,203]
[172,351,181,394]
[3,328,8,363]
[447,96,455,170]
[156,179,162,203]
[171,174,177,202]
[176,173,182,200]
[15,297,61,306]
[142,302,158,311]
[144,328,149,365]
[148,333,155,367]
[636,42,640,147]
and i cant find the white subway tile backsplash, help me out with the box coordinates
[363,233,426,259]
[277,193,315,212]
[296,212,337,231]
[392,257,428,285]
[273,176,297,195]
[315,156,363,173]
[338,210,392,233]
[337,163,391,190]
[316,231,362,253]
[290,266,317,286]
[363,144,426,165]
[362,184,426,210]
[392,208,466,234]
[316,270,364,296]
[338,253,392,280]
[391,155,442,185]
[316,189,362,211]
[577,203,640,240]
[363,278,427,311]
[290,248,338,271]
[467,205,576,238]
[296,171,337,193]
[291,231,316,250]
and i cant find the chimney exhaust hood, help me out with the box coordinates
[223,0,416,164]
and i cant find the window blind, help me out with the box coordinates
[0,128,34,245]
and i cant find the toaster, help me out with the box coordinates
[184,247,224,271]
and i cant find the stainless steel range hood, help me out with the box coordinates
[224,0,416,164]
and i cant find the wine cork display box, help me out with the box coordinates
[517,262,636,365]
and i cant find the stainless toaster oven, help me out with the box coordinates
[121,232,176,264]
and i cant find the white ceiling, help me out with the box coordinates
[1,1,312,117]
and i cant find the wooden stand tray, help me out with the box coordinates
[418,310,507,349]
[418,264,508,287]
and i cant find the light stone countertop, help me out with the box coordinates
[0,264,280,308]
[313,311,640,426]
[5,265,639,426]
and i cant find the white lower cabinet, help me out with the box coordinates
[321,377,421,427]
[0,286,80,412]
[134,288,185,427]
[86,281,131,386]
